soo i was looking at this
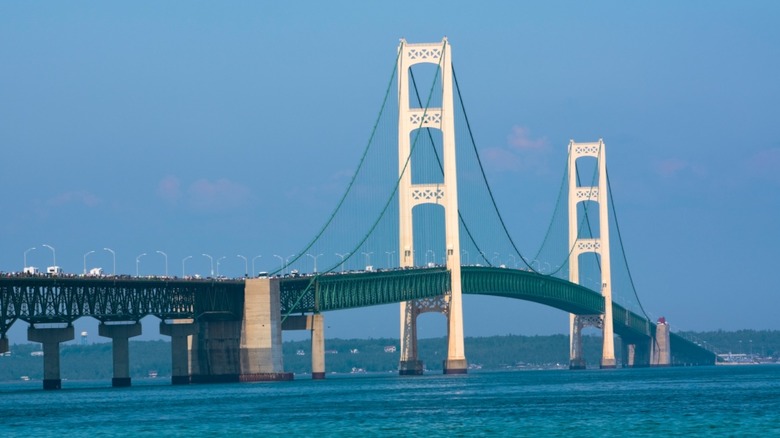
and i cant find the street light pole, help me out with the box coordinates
[252,255,262,277]
[136,253,147,277]
[156,251,168,277]
[461,250,469,265]
[273,254,284,274]
[216,256,226,277]
[24,247,36,270]
[492,252,500,266]
[42,244,56,267]
[202,254,214,277]
[335,252,350,273]
[425,250,435,266]
[83,250,95,275]
[285,254,296,275]
[103,248,116,276]
[361,251,373,269]
[237,255,248,277]
[385,250,395,268]
[305,253,323,273]
[182,255,192,277]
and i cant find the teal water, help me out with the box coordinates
[2,366,779,437]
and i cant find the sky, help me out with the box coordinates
[1,2,779,346]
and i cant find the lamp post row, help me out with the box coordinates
[21,246,432,276]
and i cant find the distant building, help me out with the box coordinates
[384,346,397,353]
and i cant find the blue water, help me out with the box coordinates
[2,366,779,437]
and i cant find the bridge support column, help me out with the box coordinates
[623,339,651,368]
[282,314,325,379]
[99,322,142,387]
[399,301,423,375]
[160,319,198,385]
[311,314,325,379]
[652,319,671,367]
[239,278,292,381]
[27,325,74,390]
[0,335,8,354]
[569,315,586,369]
[190,320,242,383]
[443,300,467,374]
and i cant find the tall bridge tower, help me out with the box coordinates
[397,38,467,375]
[567,139,617,369]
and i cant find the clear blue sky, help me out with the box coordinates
[1,2,778,344]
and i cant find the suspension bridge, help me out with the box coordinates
[0,38,715,389]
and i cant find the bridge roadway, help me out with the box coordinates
[0,266,714,367]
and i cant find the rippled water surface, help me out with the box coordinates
[2,366,779,436]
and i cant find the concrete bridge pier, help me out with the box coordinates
[160,319,198,385]
[311,314,325,379]
[281,313,325,379]
[239,278,292,381]
[27,325,74,390]
[652,318,671,366]
[399,301,424,375]
[622,339,651,368]
[568,314,587,370]
[190,320,242,383]
[99,322,142,387]
[0,335,8,354]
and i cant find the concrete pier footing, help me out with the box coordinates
[399,360,424,375]
[99,322,142,387]
[27,325,75,390]
[0,336,8,354]
[443,359,468,374]
[600,358,617,369]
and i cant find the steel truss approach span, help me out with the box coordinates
[0,277,244,328]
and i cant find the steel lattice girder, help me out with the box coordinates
[0,277,244,325]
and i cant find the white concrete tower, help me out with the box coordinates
[567,139,617,369]
[397,38,467,375]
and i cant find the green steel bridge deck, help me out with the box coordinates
[0,267,714,365]
[280,266,651,337]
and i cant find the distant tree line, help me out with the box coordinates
[1,330,778,382]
